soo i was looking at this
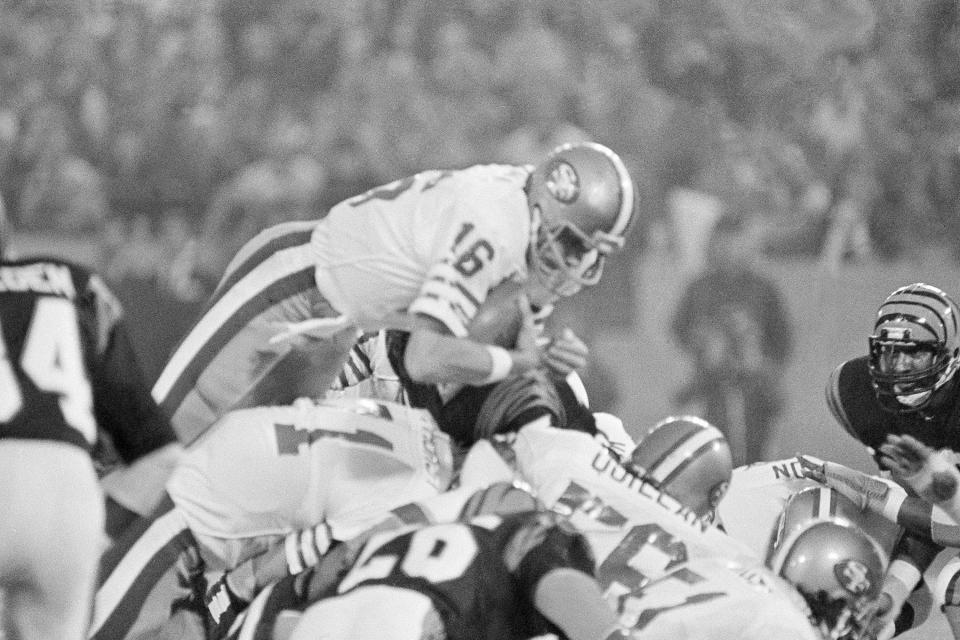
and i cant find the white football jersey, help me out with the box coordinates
[166,398,454,547]
[509,422,759,598]
[719,458,901,560]
[621,556,820,640]
[311,165,532,335]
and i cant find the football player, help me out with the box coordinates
[88,397,455,640]
[880,433,960,523]
[230,510,630,640]
[223,374,829,640]
[719,457,902,560]
[766,497,890,640]
[152,141,638,448]
[0,218,178,639]
[618,489,890,640]
[811,283,960,637]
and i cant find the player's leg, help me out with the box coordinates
[0,441,104,640]
[89,498,198,640]
[155,267,356,445]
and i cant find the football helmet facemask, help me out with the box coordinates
[526,142,637,297]
[768,518,887,640]
[629,415,732,522]
[868,283,960,414]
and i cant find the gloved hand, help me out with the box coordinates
[796,454,902,518]
[879,434,960,504]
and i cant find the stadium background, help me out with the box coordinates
[3,1,960,635]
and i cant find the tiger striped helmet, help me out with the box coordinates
[868,283,960,413]
[629,415,732,521]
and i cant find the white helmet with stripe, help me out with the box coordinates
[526,141,637,297]
[768,516,887,640]
[630,415,732,521]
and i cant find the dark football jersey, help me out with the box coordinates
[229,510,595,640]
[0,257,175,458]
[826,355,960,459]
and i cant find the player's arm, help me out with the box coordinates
[880,434,960,522]
[403,311,539,385]
[534,568,629,640]
[798,454,960,546]
[515,523,628,640]
[403,296,588,386]
[875,531,943,639]
[80,273,178,462]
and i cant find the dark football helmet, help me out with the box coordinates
[526,142,637,297]
[868,283,960,413]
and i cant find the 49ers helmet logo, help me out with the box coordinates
[834,559,872,595]
[545,160,580,204]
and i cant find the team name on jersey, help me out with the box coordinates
[769,459,805,481]
[590,449,709,532]
[0,263,76,298]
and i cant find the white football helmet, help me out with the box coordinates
[629,415,732,522]
[768,517,888,640]
[526,142,637,297]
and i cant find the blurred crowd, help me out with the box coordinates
[2,0,960,380]
[4,0,960,255]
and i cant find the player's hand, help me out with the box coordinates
[512,294,544,372]
[796,454,891,513]
[541,328,589,378]
[878,434,933,478]
[866,592,898,640]
[881,434,960,504]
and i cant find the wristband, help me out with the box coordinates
[882,485,908,522]
[479,345,513,385]
[885,558,923,603]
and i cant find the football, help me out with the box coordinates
[467,279,526,348]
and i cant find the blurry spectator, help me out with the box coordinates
[197,150,326,283]
[493,18,591,163]
[103,212,210,383]
[670,213,793,466]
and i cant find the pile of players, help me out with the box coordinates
[3,141,960,640]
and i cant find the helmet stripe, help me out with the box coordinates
[818,487,834,519]
[878,301,949,338]
[875,312,943,341]
[650,426,725,485]
[584,142,635,238]
[886,284,959,334]
[641,419,704,472]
